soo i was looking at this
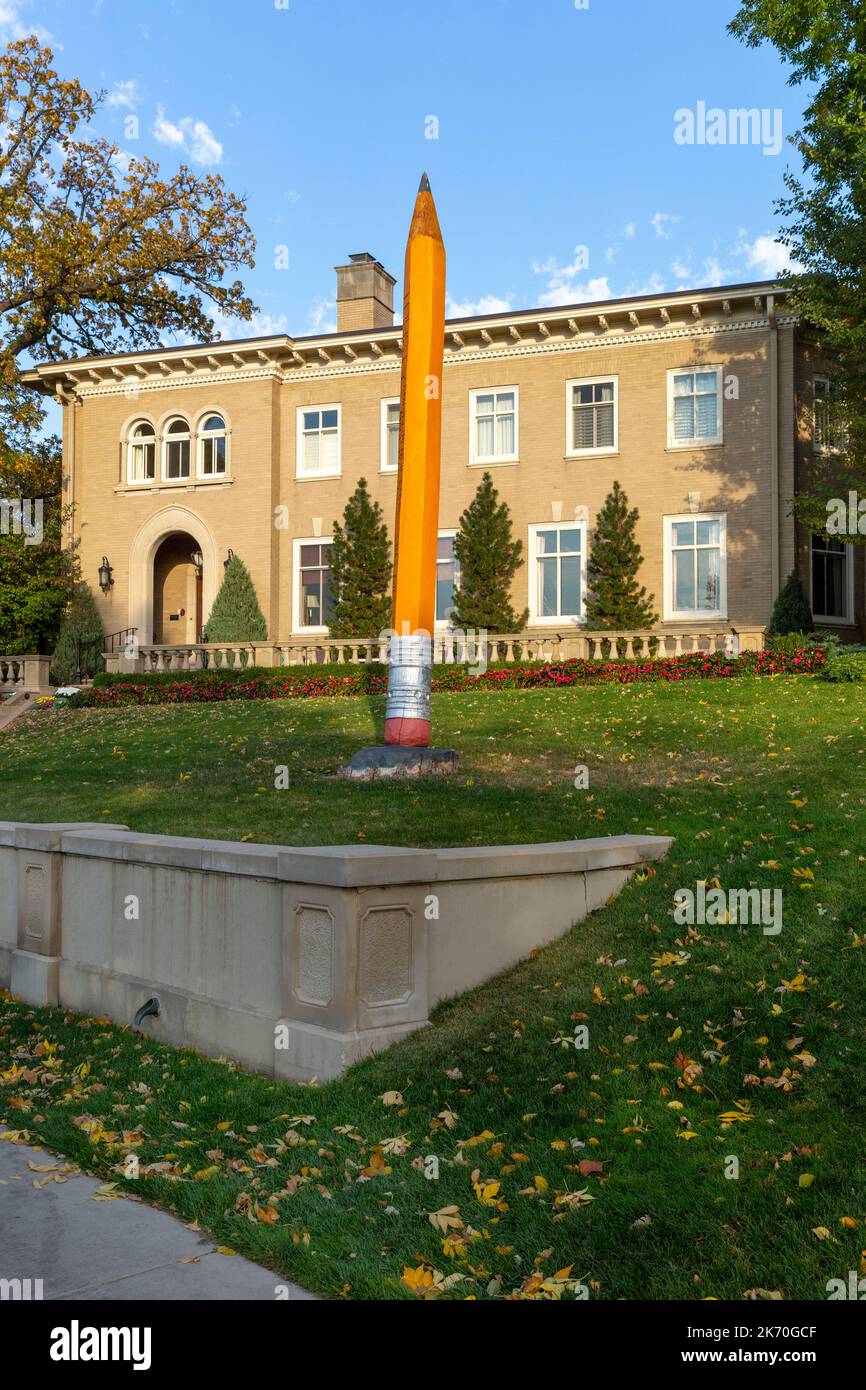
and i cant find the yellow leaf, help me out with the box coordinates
[798,1173,815,1188]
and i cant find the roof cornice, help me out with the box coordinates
[21,280,786,395]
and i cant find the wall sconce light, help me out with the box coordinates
[224,548,235,572]
[688,491,701,514]
[190,548,204,577]
[98,556,114,593]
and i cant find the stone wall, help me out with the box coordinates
[0,822,671,1081]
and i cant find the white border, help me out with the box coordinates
[469,386,519,466]
[663,512,728,621]
[296,403,342,480]
[293,535,333,633]
[565,374,619,457]
[666,366,724,449]
[527,519,587,626]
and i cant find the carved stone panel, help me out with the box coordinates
[293,903,334,1007]
[359,905,413,1007]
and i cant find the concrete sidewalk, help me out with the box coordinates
[0,1130,317,1301]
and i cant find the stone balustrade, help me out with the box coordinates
[0,655,51,694]
[110,626,767,675]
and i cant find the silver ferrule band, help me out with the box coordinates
[386,634,433,723]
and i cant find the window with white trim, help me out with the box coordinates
[198,414,227,477]
[436,531,461,625]
[664,514,727,619]
[811,533,852,622]
[566,376,618,455]
[528,522,586,624]
[470,387,518,464]
[163,417,191,479]
[294,539,334,631]
[297,405,341,478]
[381,398,400,472]
[813,377,846,451]
[127,420,156,484]
[667,367,723,447]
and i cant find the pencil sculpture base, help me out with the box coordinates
[339,747,460,781]
[384,633,432,748]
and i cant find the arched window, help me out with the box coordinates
[127,420,156,483]
[198,414,228,477]
[163,417,191,480]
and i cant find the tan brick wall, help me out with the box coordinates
[67,321,800,644]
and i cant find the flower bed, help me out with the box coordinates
[71,648,825,707]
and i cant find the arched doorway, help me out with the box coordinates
[128,506,218,647]
[152,533,202,644]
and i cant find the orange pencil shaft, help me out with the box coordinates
[392,179,446,636]
[384,176,446,748]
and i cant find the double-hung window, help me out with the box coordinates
[667,367,723,447]
[380,398,400,472]
[813,377,846,452]
[528,522,586,624]
[436,532,461,626]
[811,534,852,623]
[127,421,156,484]
[664,514,727,619]
[566,377,618,455]
[470,387,518,465]
[163,418,191,480]
[294,539,334,631]
[198,414,227,477]
[297,405,341,478]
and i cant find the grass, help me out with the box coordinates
[1,678,865,1300]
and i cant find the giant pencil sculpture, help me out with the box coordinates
[384,174,446,748]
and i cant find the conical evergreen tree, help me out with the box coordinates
[769,571,813,636]
[329,478,392,637]
[203,555,267,641]
[584,481,657,629]
[451,472,528,632]
[50,581,104,684]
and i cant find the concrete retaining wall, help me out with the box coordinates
[0,822,671,1081]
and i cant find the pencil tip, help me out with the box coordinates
[419,172,430,192]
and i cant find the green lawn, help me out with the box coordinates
[1,678,865,1299]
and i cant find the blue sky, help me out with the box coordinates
[16,0,805,338]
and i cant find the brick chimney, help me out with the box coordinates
[334,252,396,333]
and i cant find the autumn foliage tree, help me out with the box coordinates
[0,34,257,450]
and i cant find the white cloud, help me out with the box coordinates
[532,249,610,306]
[624,223,636,239]
[740,233,798,277]
[446,293,513,317]
[309,297,337,334]
[0,0,52,42]
[152,106,222,165]
[106,80,139,110]
[671,257,692,280]
[651,211,680,239]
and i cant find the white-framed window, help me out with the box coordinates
[813,376,846,452]
[667,367,723,447]
[436,530,461,626]
[811,533,854,623]
[296,404,341,479]
[293,537,334,632]
[663,513,727,620]
[162,417,191,480]
[470,386,518,465]
[566,376,618,456]
[198,414,228,477]
[126,420,156,484]
[380,397,400,473]
[528,521,587,625]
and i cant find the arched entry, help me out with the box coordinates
[128,506,218,645]
[153,533,201,644]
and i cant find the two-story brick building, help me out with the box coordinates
[22,256,865,650]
